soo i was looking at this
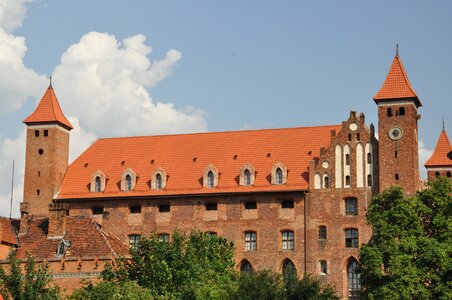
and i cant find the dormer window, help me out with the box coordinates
[152,168,167,190]
[56,239,70,256]
[240,163,256,186]
[203,164,219,188]
[90,170,107,192]
[121,168,137,191]
[271,162,287,185]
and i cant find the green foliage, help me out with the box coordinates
[0,252,60,300]
[102,230,236,298]
[360,177,452,300]
[68,280,153,300]
[285,275,339,300]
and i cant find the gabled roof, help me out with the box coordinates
[57,125,341,200]
[0,217,18,246]
[425,129,452,167]
[374,53,422,107]
[23,85,73,130]
[16,216,128,259]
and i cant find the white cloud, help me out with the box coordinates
[67,117,97,162]
[52,32,207,138]
[418,140,433,179]
[0,0,33,33]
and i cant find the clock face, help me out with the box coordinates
[389,127,403,140]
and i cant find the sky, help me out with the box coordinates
[0,0,451,217]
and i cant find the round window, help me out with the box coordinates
[388,127,403,140]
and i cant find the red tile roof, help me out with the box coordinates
[23,86,73,130]
[57,125,341,200]
[0,217,18,246]
[374,54,422,107]
[424,129,452,167]
[16,216,128,259]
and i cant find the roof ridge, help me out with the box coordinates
[88,217,117,256]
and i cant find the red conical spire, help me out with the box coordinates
[374,49,422,107]
[425,129,452,167]
[23,84,73,130]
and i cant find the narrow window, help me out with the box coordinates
[447,171,451,178]
[395,151,398,158]
[244,201,257,210]
[38,149,44,155]
[348,133,352,141]
[318,226,327,240]
[320,260,328,275]
[245,232,257,251]
[348,260,361,299]
[129,205,141,214]
[92,207,104,215]
[345,229,359,248]
[345,154,350,165]
[44,130,48,137]
[34,130,39,137]
[159,204,170,213]
[281,200,294,209]
[95,176,101,192]
[345,198,358,216]
[129,234,141,250]
[156,173,163,189]
[367,153,372,164]
[435,172,440,178]
[158,233,170,243]
[282,259,297,282]
[205,202,217,211]
[56,240,70,256]
[357,133,360,141]
[387,107,393,116]
[240,260,253,273]
[324,176,330,188]
[395,173,399,180]
[207,171,215,188]
[244,169,251,186]
[275,168,283,184]
[36,189,40,196]
[345,175,351,186]
[367,174,373,187]
[125,174,132,191]
[282,230,294,250]
[38,171,40,177]
[398,107,405,116]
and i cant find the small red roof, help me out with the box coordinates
[57,125,341,200]
[425,129,452,167]
[23,85,73,130]
[0,217,18,246]
[374,54,422,107]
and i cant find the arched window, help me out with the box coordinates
[125,174,132,191]
[367,152,372,164]
[345,175,351,187]
[324,175,330,188]
[395,173,399,180]
[345,154,350,165]
[156,173,162,189]
[56,239,70,256]
[244,169,251,186]
[347,259,361,300]
[240,260,253,273]
[282,259,297,282]
[95,176,101,192]
[207,171,215,188]
[281,230,294,250]
[367,174,372,187]
[276,168,283,184]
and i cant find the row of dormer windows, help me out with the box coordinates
[90,162,288,193]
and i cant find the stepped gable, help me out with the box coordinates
[16,216,128,259]
[374,52,422,107]
[57,125,342,199]
[23,85,73,130]
[425,129,452,167]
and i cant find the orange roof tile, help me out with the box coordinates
[16,216,128,259]
[0,217,18,246]
[374,54,422,107]
[425,129,452,167]
[23,85,73,130]
[57,125,341,200]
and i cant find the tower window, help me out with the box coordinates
[320,260,328,275]
[319,226,327,240]
[345,228,359,248]
[447,171,451,178]
[245,231,257,251]
[205,202,217,211]
[345,154,350,165]
[367,174,373,187]
[36,189,40,196]
[357,133,360,141]
[345,198,358,216]
[34,130,39,137]
[324,175,330,188]
[387,108,393,116]
[367,153,372,164]
[435,172,440,178]
[38,149,44,155]
[348,133,352,141]
[281,230,294,250]
[345,175,351,186]
[38,171,40,177]
[44,130,48,137]
[395,151,398,158]
[395,173,399,180]
[398,107,405,116]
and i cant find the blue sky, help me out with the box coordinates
[0,1,451,216]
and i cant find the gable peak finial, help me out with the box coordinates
[49,75,52,88]
[443,117,445,131]
[396,43,399,57]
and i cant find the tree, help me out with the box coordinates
[69,280,153,300]
[0,252,60,300]
[359,177,452,300]
[285,275,339,300]
[102,230,237,299]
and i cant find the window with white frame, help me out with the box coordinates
[129,234,141,250]
[282,230,294,250]
[245,231,257,251]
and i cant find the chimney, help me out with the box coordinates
[48,203,68,239]
[19,202,31,235]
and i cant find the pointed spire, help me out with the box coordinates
[23,85,73,130]
[374,50,422,107]
[425,128,452,167]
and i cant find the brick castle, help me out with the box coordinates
[0,50,451,298]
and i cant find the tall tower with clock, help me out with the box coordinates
[374,48,422,196]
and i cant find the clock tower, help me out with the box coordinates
[374,49,422,196]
